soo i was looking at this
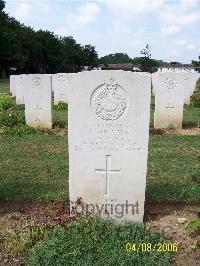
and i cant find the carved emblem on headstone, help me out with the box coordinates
[91,79,128,121]
[164,77,177,90]
[33,77,41,88]
[58,74,66,83]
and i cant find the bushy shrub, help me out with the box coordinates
[4,124,37,136]
[53,120,67,129]
[3,224,52,255]
[190,96,200,108]
[54,101,68,111]
[4,124,54,136]
[187,218,200,235]
[28,216,171,266]
[0,109,25,127]
[0,95,15,111]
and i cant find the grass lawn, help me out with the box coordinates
[53,109,68,128]
[0,134,68,202]
[0,134,199,203]
[0,79,10,94]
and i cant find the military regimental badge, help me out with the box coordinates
[91,78,128,121]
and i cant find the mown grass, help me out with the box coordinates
[147,135,200,202]
[0,134,199,203]
[0,134,68,202]
[0,79,10,94]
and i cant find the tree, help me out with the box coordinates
[139,44,153,72]
[99,53,132,64]
[60,36,84,72]
[132,57,160,73]
[83,44,98,69]
[192,57,200,73]
[0,0,99,77]
[0,0,5,12]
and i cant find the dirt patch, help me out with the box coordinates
[166,128,200,136]
[145,203,200,266]
[0,201,199,265]
[150,127,200,136]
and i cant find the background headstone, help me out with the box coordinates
[24,74,52,128]
[52,73,68,104]
[15,74,27,104]
[153,73,186,129]
[68,70,151,222]
[10,75,17,96]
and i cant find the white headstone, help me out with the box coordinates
[24,74,52,128]
[10,75,17,96]
[52,73,69,104]
[68,70,151,222]
[15,74,27,104]
[191,72,200,92]
[153,73,185,129]
[152,72,158,96]
[183,73,193,105]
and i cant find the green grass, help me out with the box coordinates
[183,105,200,127]
[0,134,68,202]
[147,135,200,202]
[0,79,10,94]
[0,134,199,203]
[28,216,171,266]
[53,109,68,128]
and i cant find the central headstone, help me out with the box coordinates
[68,71,151,222]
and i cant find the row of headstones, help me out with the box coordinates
[10,71,200,130]
[8,71,200,223]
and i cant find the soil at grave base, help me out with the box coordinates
[0,201,199,266]
[150,127,200,136]
[145,202,200,266]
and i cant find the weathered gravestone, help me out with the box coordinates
[68,70,151,222]
[183,73,200,105]
[24,74,52,128]
[183,73,194,105]
[191,72,200,92]
[52,73,69,104]
[10,75,16,97]
[15,74,27,104]
[153,73,186,129]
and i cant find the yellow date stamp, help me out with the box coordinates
[125,243,178,252]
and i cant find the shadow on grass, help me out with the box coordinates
[0,181,69,203]
[146,183,199,203]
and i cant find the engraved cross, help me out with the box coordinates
[34,104,42,112]
[59,91,65,101]
[95,155,121,196]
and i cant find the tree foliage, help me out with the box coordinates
[0,0,5,11]
[192,56,200,73]
[0,1,98,77]
[99,53,132,64]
